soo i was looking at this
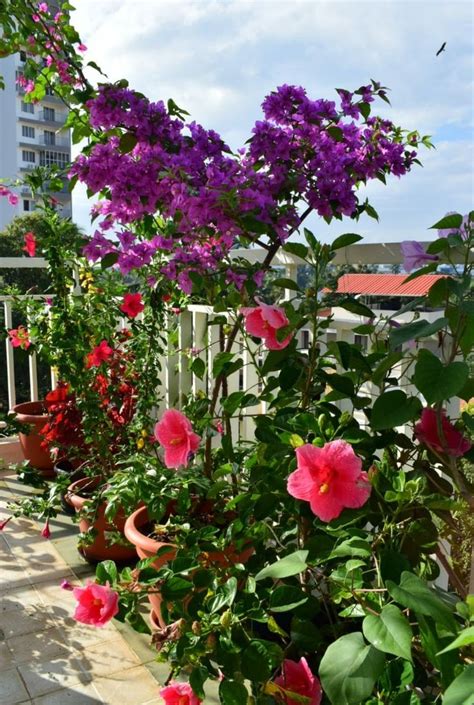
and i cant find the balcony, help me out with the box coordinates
[37,110,68,125]
[38,135,70,149]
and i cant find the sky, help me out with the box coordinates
[71,0,473,244]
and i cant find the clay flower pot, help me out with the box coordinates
[12,401,54,476]
[67,476,137,563]
[124,505,253,628]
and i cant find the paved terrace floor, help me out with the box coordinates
[0,440,219,705]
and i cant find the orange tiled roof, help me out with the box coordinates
[332,273,447,297]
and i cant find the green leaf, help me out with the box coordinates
[413,350,469,403]
[371,391,421,430]
[271,277,301,291]
[338,298,374,318]
[161,576,193,600]
[387,572,456,632]
[331,233,363,250]
[363,605,413,661]
[190,356,205,380]
[241,640,283,681]
[269,585,309,613]
[219,679,249,705]
[330,537,371,559]
[327,126,344,142]
[100,252,118,270]
[96,560,118,585]
[189,667,208,699]
[389,318,448,349]
[255,550,309,581]
[442,665,474,705]
[319,632,385,705]
[430,213,463,230]
[118,132,138,154]
[283,242,309,260]
[212,352,234,377]
[437,626,474,654]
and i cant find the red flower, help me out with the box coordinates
[120,292,144,318]
[8,327,31,350]
[154,409,201,468]
[0,516,12,531]
[160,682,202,705]
[414,408,471,458]
[287,440,371,522]
[41,519,51,539]
[241,299,293,350]
[73,581,119,627]
[22,231,36,257]
[274,657,322,705]
[86,340,114,368]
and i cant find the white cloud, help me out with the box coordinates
[70,0,473,241]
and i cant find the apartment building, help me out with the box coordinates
[0,49,72,230]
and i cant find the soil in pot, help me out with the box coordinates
[124,505,253,628]
[67,476,137,563]
[12,401,54,476]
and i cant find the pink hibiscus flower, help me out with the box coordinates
[154,409,200,469]
[274,657,322,705]
[23,231,36,257]
[160,682,202,705]
[241,299,293,350]
[8,327,31,350]
[414,407,471,458]
[86,340,113,368]
[73,581,119,627]
[120,292,144,318]
[287,440,371,522]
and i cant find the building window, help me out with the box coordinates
[354,334,368,350]
[22,150,36,163]
[19,51,27,62]
[23,199,31,211]
[301,329,311,349]
[43,107,55,121]
[22,125,35,138]
[45,86,55,96]
[21,101,34,114]
[39,150,69,168]
[43,130,55,145]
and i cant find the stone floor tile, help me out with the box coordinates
[7,627,70,667]
[80,637,141,679]
[0,603,57,640]
[93,665,162,705]
[32,681,103,704]
[18,658,92,699]
[0,584,43,613]
[0,667,30,705]
[0,642,15,670]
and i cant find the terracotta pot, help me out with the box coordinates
[67,476,136,563]
[124,505,253,628]
[12,401,54,476]
[54,460,84,516]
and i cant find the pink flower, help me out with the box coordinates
[414,408,471,458]
[154,409,200,469]
[23,231,36,257]
[41,519,51,539]
[120,292,144,318]
[73,581,119,627]
[0,185,19,206]
[37,2,49,12]
[8,327,31,350]
[77,43,88,52]
[61,579,73,590]
[0,516,12,531]
[159,682,202,705]
[241,299,293,350]
[274,657,322,705]
[400,241,438,273]
[287,440,371,522]
[86,340,113,367]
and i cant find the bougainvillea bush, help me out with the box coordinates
[1,3,474,704]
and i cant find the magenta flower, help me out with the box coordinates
[23,231,36,257]
[154,409,201,469]
[0,185,19,206]
[414,408,471,458]
[86,340,113,368]
[0,516,12,531]
[73,581,119,627]
[159,682,202,705]
[61,579,74,591]
[41,519,51,539]
[274,657,322,705]
[241,299,293,350]
[287,440,371,522]
[120,292,144,318]
[400,241,438,273]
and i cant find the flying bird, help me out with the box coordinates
[436,42,446,56]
